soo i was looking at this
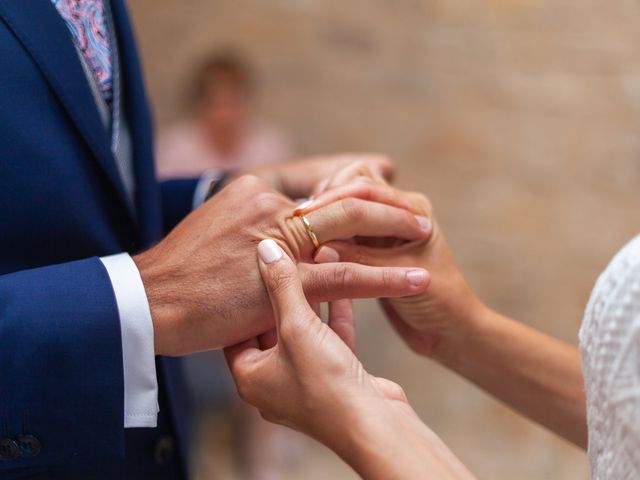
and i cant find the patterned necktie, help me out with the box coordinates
[52,0,113,108]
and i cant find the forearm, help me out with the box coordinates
[440,308,587,448]
[331,401,475,480]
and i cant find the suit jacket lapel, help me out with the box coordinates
[0,0,136,223]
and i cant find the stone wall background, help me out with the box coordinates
[129,1,640,478]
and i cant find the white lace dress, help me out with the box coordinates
[580,234,640,479]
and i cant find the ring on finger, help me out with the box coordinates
[296,213,321,250]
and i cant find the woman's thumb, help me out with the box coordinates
[257,239,315,330]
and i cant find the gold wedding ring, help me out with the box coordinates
[296,213,321,250]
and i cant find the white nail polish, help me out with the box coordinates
[415,215,432,232]
[406,269,427,287]
[258,239,284,264]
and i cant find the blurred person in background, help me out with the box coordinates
[156,51,300,480]
[226,166,639,479]
[156,51,292,179]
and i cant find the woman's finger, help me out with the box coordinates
[303,198,432,243]
[308,156,393,198]
[326,161,388,189]
[319,154,394,185]
[327,300,355,352]
[257,239,319,333]
[298,261,430,302]
[314,247,356,352]
[297,181,415,216]
[317,241,394,267]
[321,238,438,268]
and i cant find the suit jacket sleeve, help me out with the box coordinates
[159,178,199,234]
[0,257,125,467]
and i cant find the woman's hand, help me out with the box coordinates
[305,180,487,364]
[225,239,475,480]
[135,174,431,356]
[306,172,588,448]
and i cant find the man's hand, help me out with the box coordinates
[133,174,432,356]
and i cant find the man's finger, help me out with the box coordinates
[313,247,356,351]
[224,337,261,377]
[299,262,430,302]
[305,198,432,243]
[257,329,278,350]
[257,239,318,331]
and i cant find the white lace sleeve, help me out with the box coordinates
[580,234,640,480]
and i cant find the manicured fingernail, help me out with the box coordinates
[415,215,432,232]
[406,269,427,287]
[258,239,284,264]
[314,246,340,264]
[294,198,314,214]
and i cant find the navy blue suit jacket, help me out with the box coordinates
[0,1,195,478]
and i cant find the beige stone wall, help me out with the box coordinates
[129,1,640,478]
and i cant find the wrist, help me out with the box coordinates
[132,250,184,356]
[325,398,400,477]
[427,295,495,367]
[435,303,503,372]
[335,398,440,479]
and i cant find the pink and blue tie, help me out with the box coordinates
[52,0,113,108]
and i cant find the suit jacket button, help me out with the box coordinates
[153,436,175,465]
[0,438,20,460]
[16,434,41,458]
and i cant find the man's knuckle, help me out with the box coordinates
[235,174,264,190]
[249,191,282,213]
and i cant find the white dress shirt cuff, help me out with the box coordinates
[100,253,159,428]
